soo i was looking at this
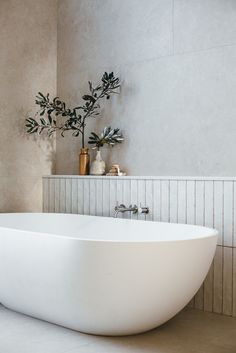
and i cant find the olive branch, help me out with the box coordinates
[25,72,120,148]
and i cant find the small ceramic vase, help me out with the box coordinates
[90,150,105,175]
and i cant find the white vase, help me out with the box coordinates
[90,150,106,175]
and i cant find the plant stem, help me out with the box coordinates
[80,89,105,148]
[82,125,85,148]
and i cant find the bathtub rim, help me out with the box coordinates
[0,212,218,244]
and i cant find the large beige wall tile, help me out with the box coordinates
[0,177,42,212]
[0,0,57,210]
[58,0,173,70]
[56,44,236,176]
[174,0,236,53]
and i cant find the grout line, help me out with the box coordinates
[59,179,61,213]
[212,181,215,312]
[176,180,179,222]
[174,41,236,56]
[108,179,111,217]
[82,179,84,215]
[193,180,197,308]
[232,183,235,315]
[70,179,73,213]
[88,179,91,215]
[130,179,132,220]
[136,180,138,220]
[101,179,103,217]
[76,179,78,214]
[231,246,234,316]
[48,178,50,213]
[222,182,225,246]
[152,180,154,221]
[168,180,170,223]
[203,181,206,310]
[233,182,235,247]
[64,178,66,213]
[203,181,206,227]
[232,247,235,316]
[185,180,187,224]
[54,179,56,212]
[194,180,196,225]
[53,41,236,78]
[217,244,235,249]
[95,179,97,216]
[160,181,162,222]
[222,183,225,315]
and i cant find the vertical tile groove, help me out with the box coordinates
[169,180,172,222]
[232,182,235,313]
[176,180,179,222]
[222,182,225,313]
[212,180,215,312]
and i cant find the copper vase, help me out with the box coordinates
[79,148,90,175]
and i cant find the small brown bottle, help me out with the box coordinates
[79,148,90,175]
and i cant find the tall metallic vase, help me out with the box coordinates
[79,148,90,175]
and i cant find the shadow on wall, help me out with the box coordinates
[19,112,56,174]
[0,110,55,213]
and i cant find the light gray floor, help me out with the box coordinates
[0,305,235,353]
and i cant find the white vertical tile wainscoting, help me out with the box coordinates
[43,175,236,318]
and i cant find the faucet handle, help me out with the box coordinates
[115,203,126,212]
[138,203,149,214]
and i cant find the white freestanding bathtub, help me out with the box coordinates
[0,213,217,336]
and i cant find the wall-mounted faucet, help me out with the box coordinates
[114,203,149,218]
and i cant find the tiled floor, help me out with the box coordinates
[0,305,235,353]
